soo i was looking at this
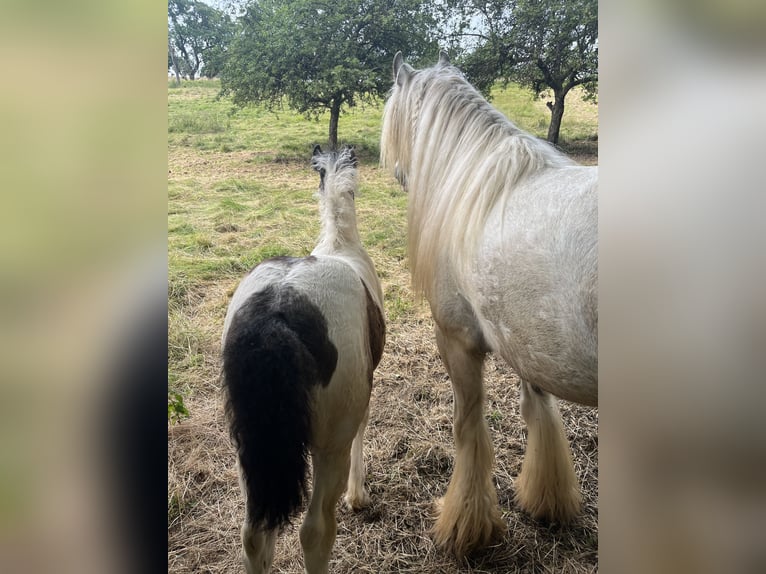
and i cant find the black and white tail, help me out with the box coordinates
[221,284,338,530]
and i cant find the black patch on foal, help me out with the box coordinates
[221,284,338,530]
[227,284,338,386]
[362,280,385,384]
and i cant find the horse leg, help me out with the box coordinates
[344,406,371,510]
[241,520,277,574]
[514,380,581,522]
[238,467,278,574]
[432,325,506,557]
[300,448,350,574]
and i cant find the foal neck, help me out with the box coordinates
[315,181,361,253]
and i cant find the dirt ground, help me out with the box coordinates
[168,306,598,573]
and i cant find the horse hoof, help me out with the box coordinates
[344,490,371,510]
[430,496,505,557]
[514,483,581,523]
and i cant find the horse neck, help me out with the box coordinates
[398,72,573,301]
[313,194,384,304]
[313,207,382,306]
[419,72,570,176]
[315,192,361,253]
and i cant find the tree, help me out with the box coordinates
[220,0,438,149]
[168,0,235,80]
[169,36,182,85]
[447,0,597,144]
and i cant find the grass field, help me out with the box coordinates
[168,78,598,573]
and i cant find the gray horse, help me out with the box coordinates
[381,52,597,557]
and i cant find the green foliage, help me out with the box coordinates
[168,390,190,424]
[220,0,438,147]
[446,0,597,143]
[505,0,597,98]
[169,0,236,80]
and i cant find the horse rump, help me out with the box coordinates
[221,283,338,530]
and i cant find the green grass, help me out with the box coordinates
[167,78,597,415]
[490,83,599,144]
[168,78,221,90]
[168,111,230,134]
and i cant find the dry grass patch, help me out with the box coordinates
[168,313,598,573]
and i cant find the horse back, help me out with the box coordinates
[226,255,373,353]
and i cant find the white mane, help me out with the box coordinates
[380,58,574,299]
[310,146,384,310]
[312,147,361,253]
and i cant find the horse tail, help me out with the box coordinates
[221,284,338,530]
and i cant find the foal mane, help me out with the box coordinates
[310,144,386,326]
[381,54,573,299]
[311,145,360,251]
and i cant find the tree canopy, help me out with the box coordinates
[447,0,597,144]
[219,0,438,148]
[168,0,235,81]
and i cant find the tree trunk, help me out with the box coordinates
[190,54,200,81]
[168,38,181,86]
[176,41,196,82]
[328,98,341,149]
[546,90,566,144]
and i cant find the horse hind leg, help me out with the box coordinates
[239,466,278,574]
[300,448,350,574]
[432,325,506,558]
[344,406,371,510]
[514,380,581,522]
[241,519,277,574]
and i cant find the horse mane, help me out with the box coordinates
[310,146,384,311]
[311,146,360,252]
[380,58,574,299]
